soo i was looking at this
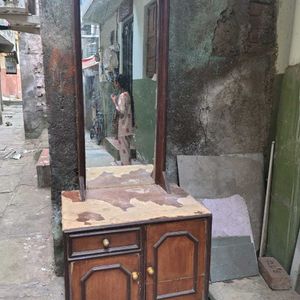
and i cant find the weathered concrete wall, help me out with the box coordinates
[39,0,81,275]
[166,0,276,182]
[267,63,300,271]
[19,33,46,139]
[133,78,156,163]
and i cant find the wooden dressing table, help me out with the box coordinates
[62,165,211,300]
[66,1,211,298]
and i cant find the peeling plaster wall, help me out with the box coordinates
[166,0,276,182]
[19,33,46,139]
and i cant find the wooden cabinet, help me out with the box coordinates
[62,182,211,300]
[64,219,210,300]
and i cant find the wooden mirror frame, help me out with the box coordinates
[73,0,170,190]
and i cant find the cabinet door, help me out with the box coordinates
[69,254,141,300]
[146,219,209,300]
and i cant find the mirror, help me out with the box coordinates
[79,0,159,170]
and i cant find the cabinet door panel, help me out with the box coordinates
[70,254,140,300]
[146,220,208,300]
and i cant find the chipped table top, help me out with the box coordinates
[87,164,154,190]
[62,184,211,232]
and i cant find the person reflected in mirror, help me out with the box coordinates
[111,74,133,165]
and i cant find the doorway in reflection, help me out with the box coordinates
[80,0,158,169]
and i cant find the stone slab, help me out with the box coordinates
[209,276,300,300]
[259,257,291,290]
[211,236,258,282]
[177,154,265,249]
[37,165,51,188]
[36,148,51,188]
[202,195,254,243]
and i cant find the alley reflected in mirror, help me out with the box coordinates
[80,0,158,170]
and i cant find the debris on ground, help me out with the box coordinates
[0,148,23,160]
[23,149,36,154]
[12,153,22,160]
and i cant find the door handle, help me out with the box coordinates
[132,272,139,281]
[147,267,155,276]
[102,238,110,249]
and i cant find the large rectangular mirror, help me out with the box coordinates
[75,0,169,188]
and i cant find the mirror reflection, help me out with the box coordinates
[80,0,158,169]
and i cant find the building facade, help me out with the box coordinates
[0,19,21,125]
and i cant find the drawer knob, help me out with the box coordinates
[132,272,139,281]
[102,238,110,248]
[147,267,155,276]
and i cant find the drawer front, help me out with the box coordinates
[68,227,141,259]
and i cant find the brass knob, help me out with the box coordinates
[147,267,155,276]
[102,238,110,249]
[132,272,139,281]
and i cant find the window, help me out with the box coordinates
[5,55,17,75]
[28,0,36,15]
[146,2,158,79]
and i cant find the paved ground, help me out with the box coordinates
[0,105,64,299]
[209,276,300,299]
[85,132,141,167]
[85,131,115,168]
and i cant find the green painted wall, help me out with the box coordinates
[133,79,156,163]
[267,64,300,271]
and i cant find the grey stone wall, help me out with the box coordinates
[39,0,81,275]
[19,33,46,139]
[166,0,276,182]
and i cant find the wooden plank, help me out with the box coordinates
[155,0,170,188]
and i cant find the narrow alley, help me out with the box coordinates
[0,104,64,299]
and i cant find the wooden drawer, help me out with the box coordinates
[67,227,141,259]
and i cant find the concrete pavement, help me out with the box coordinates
[0,105,64,299]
